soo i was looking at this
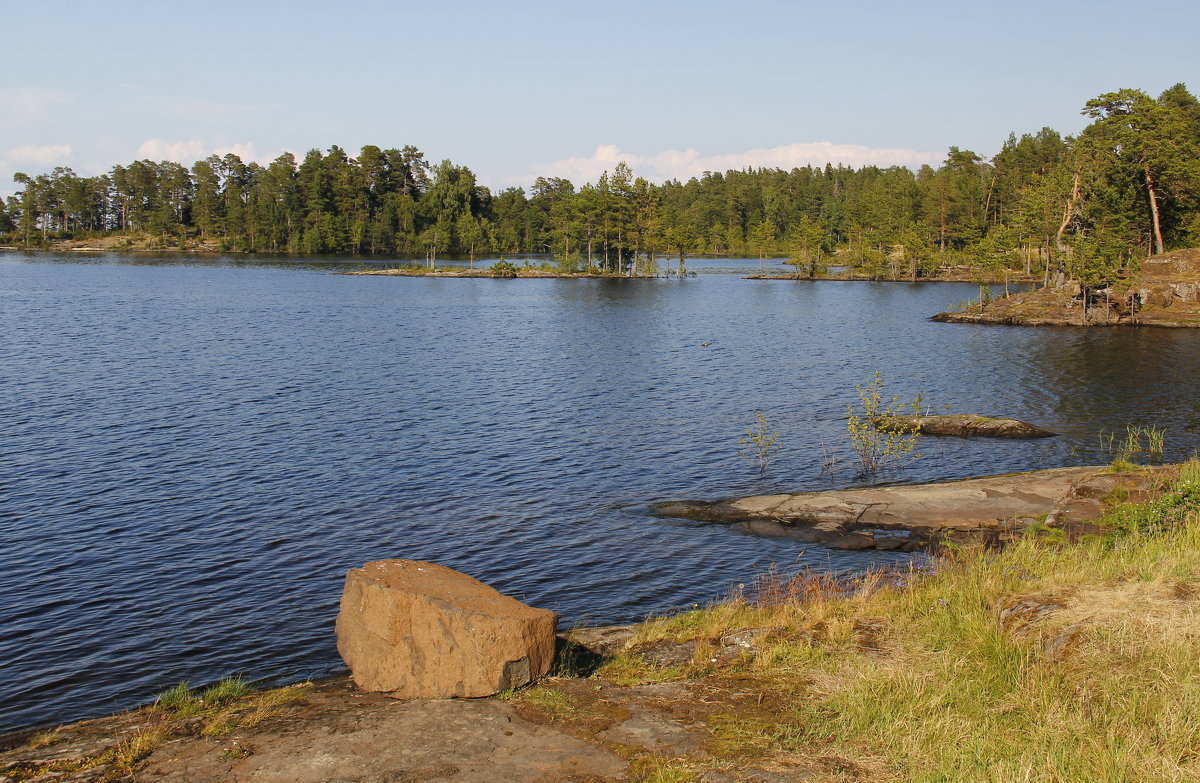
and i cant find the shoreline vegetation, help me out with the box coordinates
[4,83,1199,288]
[744,270,1041,284]
[348,261,1044,283]
[4,459,1198,781]
[1,242,1044,285]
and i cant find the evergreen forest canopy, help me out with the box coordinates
[3,85,1199,284]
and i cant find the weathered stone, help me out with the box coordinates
[998,597,1064,630]
[1142,284,1176,309]
[629,639,698,668]
[706,494,793,520]
[1173,282,1200,303]
[825,531,875,550]
[719,628,769,650]
[1043,622,1088,660]
[647,500,730,523]
[596,713,704,756]
[871,529,912,550]
[1055,497,1105,523]
[738,519,812,540]
[335,560,557,699]
[1072,474,1123,499]
[566,624,636,658]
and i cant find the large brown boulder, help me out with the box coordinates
[335,560,557,699]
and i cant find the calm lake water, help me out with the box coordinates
[3,252,1199,733]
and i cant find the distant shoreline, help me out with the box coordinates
[744,272,1039,285]
[0,247,1048,287]
[345,267,666,279]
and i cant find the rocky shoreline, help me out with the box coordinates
[744,272,1039,284]
[932,248,1200,327]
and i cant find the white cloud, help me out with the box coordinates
[0,87,68,126]
[0,145,73,196]
[4,144,73,165]
[210,143,271,164]
[136,138,208,161]
[170,101,274,125]
[521,142,943,186]
[134,139,276,165]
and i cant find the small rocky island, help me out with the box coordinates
[933,248,1200,327]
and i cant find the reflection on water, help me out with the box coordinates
[2,252,1198,732]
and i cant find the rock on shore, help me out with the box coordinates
[335,560,557,699]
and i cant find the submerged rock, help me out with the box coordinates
[877,413,1055,439]
[335,559,557,699]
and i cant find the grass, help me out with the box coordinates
[610,459,1200,781]
[513,686,581,722]
[153,681,200,714]
[629,754,701,782]
[151,675,253,720]
[1101,424,1169,470]
[25,729,62,749]
[202,676,252,705]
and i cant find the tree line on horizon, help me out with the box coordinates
[3,84,1199,284]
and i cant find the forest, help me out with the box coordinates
[3,85,1199,285]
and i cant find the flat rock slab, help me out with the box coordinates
[653,467,1112,549]
[134,681,626,783]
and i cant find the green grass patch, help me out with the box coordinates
[201,676,251,706]
[153,681,201,715]
[513,686,581,722]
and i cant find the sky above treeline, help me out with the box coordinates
[2,0,1198,197]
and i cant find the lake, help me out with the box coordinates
[2,252,1199,733]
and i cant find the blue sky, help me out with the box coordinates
[2,0,1197,195]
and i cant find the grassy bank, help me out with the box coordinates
[520,460,1200,781]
